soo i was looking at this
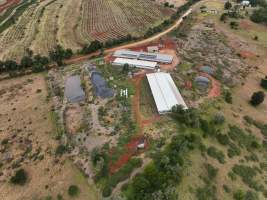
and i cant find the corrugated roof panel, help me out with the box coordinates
[113,58,157,69]
[146,72,187,114]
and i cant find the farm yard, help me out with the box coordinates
[0,0,174,60]
[1,0,267,199]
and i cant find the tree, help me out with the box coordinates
[220,13,228,21]
[68,185,79,197]
[224,91,232,103]
[250,91,265,106]
[81,40,103,54]
[20,56,33,68]
[224,1,232,10]
[122,63,130,73]
[230,21,239,29]
[234,189,245,200]
[261,76,267,89]
[10,169,28,185]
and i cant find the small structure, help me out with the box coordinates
[194,76,210,88]
[113,58,157,70]
[241,1,250,6]
[147,46,159,53]
[64,75,85,103]
[146,72,187,114]
[113,49,173,64]
[91,71,114,98]
[200,66,214,75]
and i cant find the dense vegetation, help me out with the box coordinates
[250,1,267,24]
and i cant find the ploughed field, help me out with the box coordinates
[0,0,173,60]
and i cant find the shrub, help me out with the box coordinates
[207,146,225,164]
[250,91,265,106]
[227,143,241,158]
[245,190,259,200]
[228,125,260,150]
[223,184,230,193]
[216,133,230,145]
[10,169,27,185]
[230,21,239,29]
[220,13,228,21]
[196,184,217,200]
[68,185,79,197]
[205,164,218,180]
[224,91,232,103]
[233,189,245,200]
[213,113,225,125]
[232,165,259,190]
[103,186,113,197]
[224,1,232,9]
[261,76,267,89]
[55,144,67,156]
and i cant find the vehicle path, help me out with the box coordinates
[64,8,193,65]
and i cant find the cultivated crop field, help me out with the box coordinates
[0,0,173,60]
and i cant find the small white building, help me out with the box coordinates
[241,1,250,6]
[113,49,173,64]
[146,72,187,114]
[113,58,157,70]
[147,46,159,53]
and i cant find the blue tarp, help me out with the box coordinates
[91,71,114,98]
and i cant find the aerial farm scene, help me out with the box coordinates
[0,0,267,199]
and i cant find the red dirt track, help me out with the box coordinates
[109,136,147,174]
[0,0,20,13]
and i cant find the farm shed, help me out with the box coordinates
[91,71,114,98]
[200,66,214,75]
[113,49,173,64]
[146,72,188,114]
[64,75,85,103]
[113,58,157,70]
[194,76,210,88]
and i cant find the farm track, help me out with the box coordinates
[65,8,193,65]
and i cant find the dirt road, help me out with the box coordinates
[65,8,192,65]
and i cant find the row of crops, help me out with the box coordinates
[0,0,174,59]
[78,0,173,42]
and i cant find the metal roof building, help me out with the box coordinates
[146,72,188,114]
[64,75,85,103]
[113,58,157,70]
[113,49,173,64]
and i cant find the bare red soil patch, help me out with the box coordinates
[239,50,257,59]
[109,136,148,174]
[239,20,253,30]
[0,0,20,13]
[200,72,221,98]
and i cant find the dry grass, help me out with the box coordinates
[0,74,100,200]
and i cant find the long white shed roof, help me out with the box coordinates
[113,58,157,69]
[146,72,187,114]
[113,49,173,63]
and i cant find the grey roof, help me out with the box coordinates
[91,71,114,98]
[65,75,85,103]
[113,49,173,63]
[200,66,214,75]
[194,76,210,88]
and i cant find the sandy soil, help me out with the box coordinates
[65,104,83,134]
